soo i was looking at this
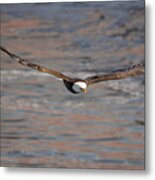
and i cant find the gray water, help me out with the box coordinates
[1,1,145,169]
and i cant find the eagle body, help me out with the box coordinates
[63,80,77,94]
[63,80,87,94]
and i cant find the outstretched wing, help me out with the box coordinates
[0,46,73,82]
[85,62,144,85]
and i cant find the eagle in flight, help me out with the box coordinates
[1,46,144,94]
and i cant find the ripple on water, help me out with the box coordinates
[1,1,144,169]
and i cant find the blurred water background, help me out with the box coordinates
[1,0,144,169]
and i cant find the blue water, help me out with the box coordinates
[1,1,144,169]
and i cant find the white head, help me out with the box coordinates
[72,81,87,93]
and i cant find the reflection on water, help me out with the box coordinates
[1,1,144,169]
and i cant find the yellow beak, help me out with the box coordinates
[81,88,87,93]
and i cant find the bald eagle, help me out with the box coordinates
[0,46,144,94]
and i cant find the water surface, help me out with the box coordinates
[1,1,145,169]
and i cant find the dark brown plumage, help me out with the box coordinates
[85,62,144,85]
[0,46,144,94]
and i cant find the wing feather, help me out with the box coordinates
[1,46,73,82]
[85,62,144,85]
